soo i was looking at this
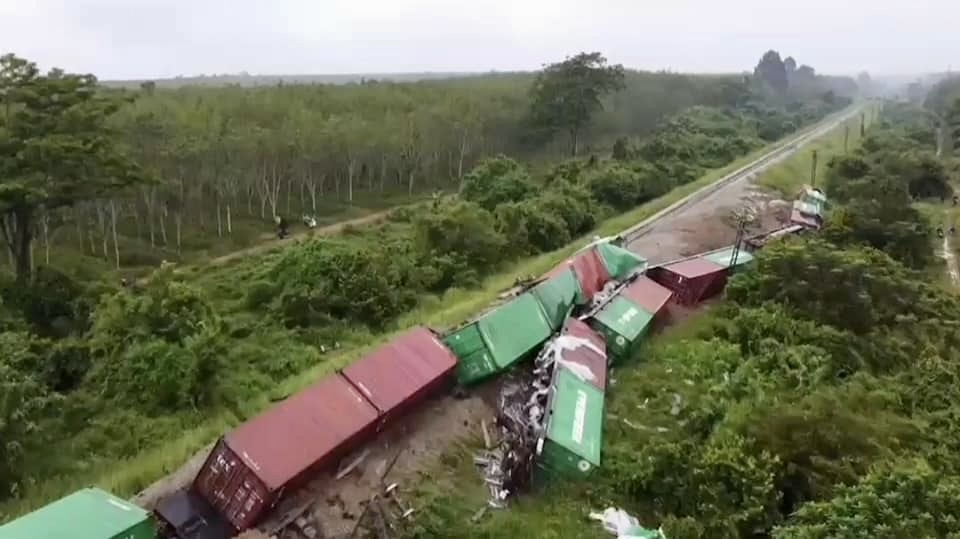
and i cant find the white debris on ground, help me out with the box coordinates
[589,507,667,539]
[589,280,623,311]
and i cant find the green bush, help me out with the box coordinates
[460,156,535,211]
[244,280,277,310]
[495,199,570,254]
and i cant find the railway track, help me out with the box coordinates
[619,106,862,245]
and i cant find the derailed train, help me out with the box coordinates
[0,187,827,539]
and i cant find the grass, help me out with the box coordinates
[757,113,872,196]
[0,108,858,521]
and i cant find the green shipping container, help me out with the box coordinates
[531,268,579,330]
[596,241,648,280]
[703,247,755,270]
[589,295,654,361]
[537,366,605,479]
[444,293,554,385]
[0,488,155,539]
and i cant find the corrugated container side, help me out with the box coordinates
[539,366,604,477]
[531,268,579,328]
[568,247,611,303]
[478,293,554,369]
[443,322,497,385]
[0,488,155,539]
[648,262,728,306]
[193,439,271,532]
[595,242,647,280]
[341,327,457,424]
[195,374,381,532]
[619,276,674,317]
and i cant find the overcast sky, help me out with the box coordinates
[1,0,956,80]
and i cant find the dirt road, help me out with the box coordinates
[623,109,860,263]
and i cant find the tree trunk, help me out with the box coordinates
[286,176,292,214]
[159,203,169,245]
[408,169,415,195]
[74,207,85,253]
[226,203,233,234]
[569,127,579,157]
[348,160,355,203]
[144,188,156,248]
[380,156,387,193]
[42,212,50,265]
[109,200,120,269]
[96,202,108,259]
[1,207,35,280]
[175,212,182,257]
[458,133,468,182]
[216,198,223,237]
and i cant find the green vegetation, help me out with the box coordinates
[0,48,855,520]
[405,103,960,539]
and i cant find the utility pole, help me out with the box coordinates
[810,149,819,187]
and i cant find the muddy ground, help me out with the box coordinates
[626,182,791,264]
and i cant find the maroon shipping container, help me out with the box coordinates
[545,247,611,302]
[619,276,674,318]
[649,258,728,306]
[341,326,457,423]
[556,317,608,390]
[193,374,380,531]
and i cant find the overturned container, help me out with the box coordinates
[702,245,755,274]
[444,292,554,385]
[542,238,648,306]
[530,267,580,331]
[535,365,605,480]
[588,295,654,363]
[647,257,728,306]
[551,317,608,390]
[192,374,380,532]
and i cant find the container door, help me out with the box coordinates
[443,324,496,385]
[194,440,269,531]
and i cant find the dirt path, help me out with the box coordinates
[204,209,392,268]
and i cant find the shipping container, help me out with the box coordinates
[530,267,579,330]
[619,276,674,319]
[545,247,610,304]
[588,295,654,361]
[555,317,608,390]
[648,257,728,306]
[790,207,822,229]
[341,326,457,423]
[444,292,555,385]
[193,374,380,531]
[154,489,233,539]
[536,366,605,479]
[0,487,155,539]
[703,246,755,271]
[595,241,648,280]
[793,199,822,218]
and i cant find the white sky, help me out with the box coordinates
[1,0,956,79]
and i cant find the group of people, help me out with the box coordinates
[274,214,319,239]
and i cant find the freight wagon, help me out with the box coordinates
[0,488,156,539]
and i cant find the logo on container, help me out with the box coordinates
[572,390,587,444]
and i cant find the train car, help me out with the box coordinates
[444,292,555,385]
[530,267,580,330]
[701,245,755,273]
[647,257,729,306]
[554,317,608,390]
[340,326,459,425]
[543,238,648,305]
[191,373,381,532]
[587,276,673,362]
[534,363,605,481]
[0,488,156,539]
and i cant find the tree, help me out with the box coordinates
[460,156,534,211]
[528,52,626,156]
[0,54,145,279]
[754,50,789,94]
[784,56,798,74]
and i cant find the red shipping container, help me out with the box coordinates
[620,276,674,317]
[193,374,380,531]
[341,327,457,423]
[543,247,611,303]
[555,317,608,390]
[649,258,728,306]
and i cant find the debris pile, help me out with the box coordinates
[589,280,622,311]
[474,332,605,508]
[589,507,667,539]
